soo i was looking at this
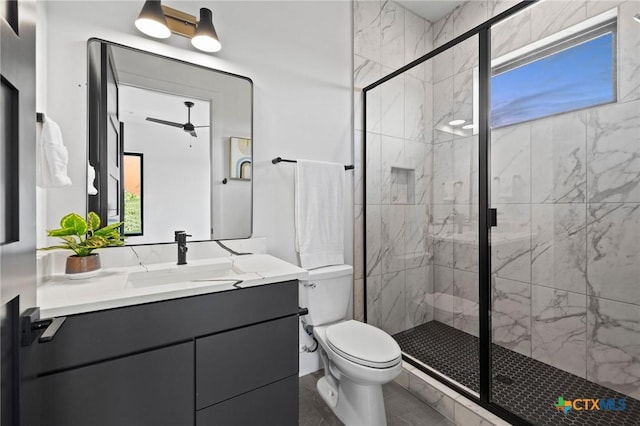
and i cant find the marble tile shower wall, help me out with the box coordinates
[488,0,640,401]
[355,0,640,401]
[353,0,434,334]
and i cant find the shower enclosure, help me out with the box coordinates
[361,1,640,425]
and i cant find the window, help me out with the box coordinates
[491,18,616,128]
[123,153,143,236]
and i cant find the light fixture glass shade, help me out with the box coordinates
[191,8,222,52]
[135,0,170,39]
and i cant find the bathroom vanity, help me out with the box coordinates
[22,254,306,426]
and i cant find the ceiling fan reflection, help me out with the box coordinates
[145,101,209,137]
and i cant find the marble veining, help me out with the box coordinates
[491,125,531,204]
[529,0,586,41]
[531,111,587,203]
[492,277,531,357]
[531,285,587,378]
[404,75,426,141]
[405,266,432,329]
[382,204,406,273]
[366,204,383,277]
[586,100,640,203]
[366,132,382,205]
[354,55,382,133]
[354,0,382,62]
[491,204,531,284]
[433,76,454,145]
[491,8,532,58]
[433,11,453,48]
[531,203,587,294]
[619,1,640,102]
[586,203,640,305]
[430,205,454,268]
[405,204,428,269]
[354,205,364,280]
[381,135,405,204]
[380,71,405,138]
[453,269,479,337]
[404,9,427,80]
[381,0,405,69]
[433,265,454,326]
[587,296,640,399]
[366,275,383,329]
[381,271,406,335]
[452,0,487,38]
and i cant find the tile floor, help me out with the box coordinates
[394,321,640,426]
[299,370,456,426]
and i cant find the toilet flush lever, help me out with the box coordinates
[303,282,316,289]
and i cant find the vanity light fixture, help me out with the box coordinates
[191,8,222,52]
[448,119,466,126]
[135,2,222,52]
[135,0,171,39]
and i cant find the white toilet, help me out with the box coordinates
[300,264,402,426]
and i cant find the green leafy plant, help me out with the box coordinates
[41,212,125,256]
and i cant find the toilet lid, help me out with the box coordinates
[325,320,401,369]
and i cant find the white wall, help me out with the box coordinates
[124,121,211,244]
[39,0,353,376]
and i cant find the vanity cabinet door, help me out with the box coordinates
[22,342,194,426]
[196,375,298,426]
[195,315,298,410]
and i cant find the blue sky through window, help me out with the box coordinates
[491,32,614,128]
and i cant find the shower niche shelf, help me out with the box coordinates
[391,167,415,205]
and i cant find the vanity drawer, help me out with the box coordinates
[195,314,298,409]
[22,342,194,426]
[196,375,298,426]
[25,280,298,375]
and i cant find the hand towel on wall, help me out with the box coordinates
[37,114,72,188]
[295,160,345,269]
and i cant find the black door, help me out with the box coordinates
[88,43,122,226]
[0,0,37,425]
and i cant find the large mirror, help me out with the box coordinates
[87,39,252,244]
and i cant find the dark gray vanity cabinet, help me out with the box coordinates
[21,280,299,426]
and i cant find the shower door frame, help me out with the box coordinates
[361,2,536,425]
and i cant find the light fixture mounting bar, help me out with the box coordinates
[161,5,197,38]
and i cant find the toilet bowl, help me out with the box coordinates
[299,265,402,426]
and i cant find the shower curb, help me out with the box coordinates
[395,362,513,426]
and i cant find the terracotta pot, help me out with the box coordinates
[65,254,101,278]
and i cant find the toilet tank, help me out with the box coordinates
[299,264,353,326]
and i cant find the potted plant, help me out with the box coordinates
[41,212,125,279]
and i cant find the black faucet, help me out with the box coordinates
[174,231,192,265]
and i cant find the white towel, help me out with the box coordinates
[37,114,71,188]
[295,160,345,269]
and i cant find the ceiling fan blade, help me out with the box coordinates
[189,130,198,137]
[146,117,184,128]
[193,125,210,128]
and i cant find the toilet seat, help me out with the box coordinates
[325,320,401,369]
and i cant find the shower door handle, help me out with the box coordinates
[489,208,497,227]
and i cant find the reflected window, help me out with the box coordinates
[491,19,616,128]
[123,153,143,236]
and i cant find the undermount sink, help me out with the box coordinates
[126,260,248,288]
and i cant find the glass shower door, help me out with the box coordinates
[489,2,640,424]
[363,34,481,397]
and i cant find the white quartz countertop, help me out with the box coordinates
[38,254,309,318]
